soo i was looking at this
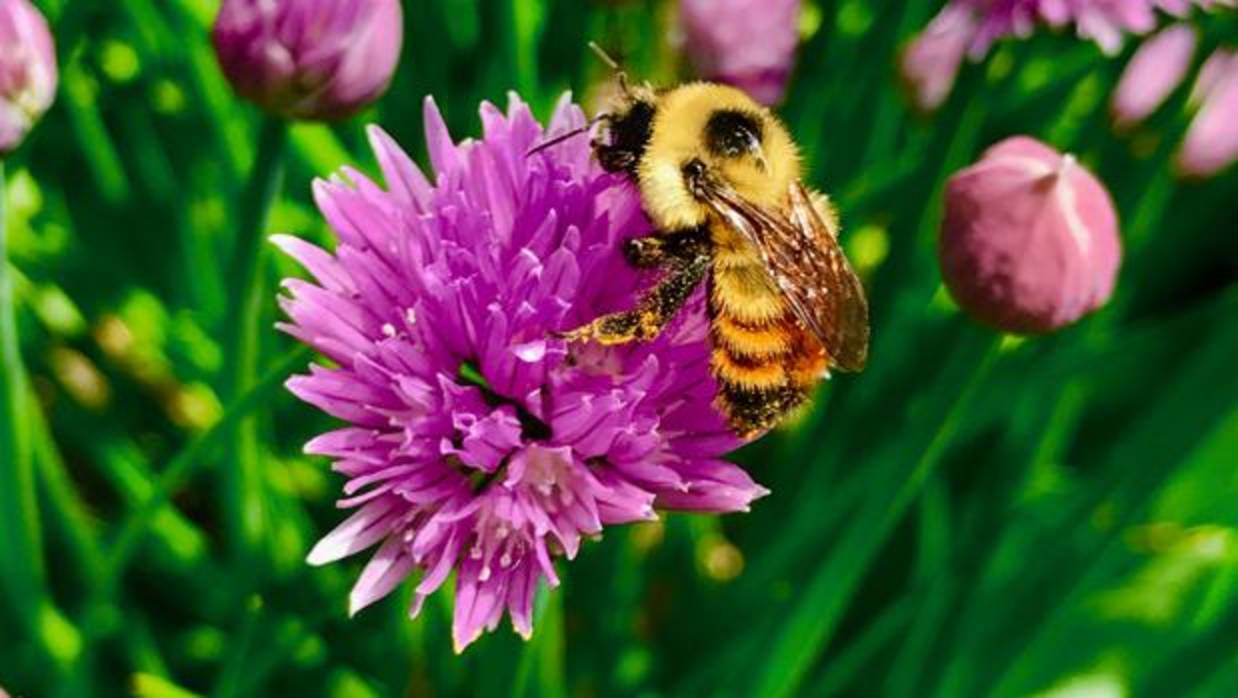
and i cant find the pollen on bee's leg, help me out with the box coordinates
[556,310,647,345]
[623,237,667,268]
[636,311,663,338]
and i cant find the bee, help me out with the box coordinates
[553,46,870,438]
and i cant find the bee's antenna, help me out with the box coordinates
[588,41,632,96]
[525,42,632,157]
[525,113,610,157]
[588,41,621,71]
[526,125,591,156]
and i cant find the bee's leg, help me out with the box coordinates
[558,253,709,345]
[622,225,712,270]
[596,144,638,173]
[622,236,671,269]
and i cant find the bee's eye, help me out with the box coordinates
[705,110,763,158]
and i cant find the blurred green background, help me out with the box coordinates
[2,0,1237,696]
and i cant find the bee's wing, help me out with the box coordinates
[702,180,870,372]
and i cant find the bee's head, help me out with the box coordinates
[528,43,657,166]
[636,84,801,231]
[592,96,652,173]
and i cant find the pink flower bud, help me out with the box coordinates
[1177,48,1238,178]
[940,136,1121,334]
[212,0,403,121]
[0,0,57,156]
[678,0,800,105]
[1110,23,1197,128]
[1189,47,1236,106]
[900,5,977,113]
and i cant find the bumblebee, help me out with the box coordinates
[557,54,869,438]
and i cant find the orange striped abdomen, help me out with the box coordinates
[708,262,827,437]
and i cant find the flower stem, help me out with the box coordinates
[222,116,288,565]
[106,345,310,589]
[0,160,47,630]
[513,585,567,698]
[750,330,1000,698]
[31,390,106,585]
[68,346,310,676]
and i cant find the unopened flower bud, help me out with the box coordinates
[678,0,800,105]
[1177,48,1238,179]
[1111,23,1197,128]
[939,136,1121,334]
[0,0,57,156]
[1188,48,1236,107]
[900,5,976,113]
[211,0,403,121]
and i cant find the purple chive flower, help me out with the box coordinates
[211,0,403,121]
[1177,48,1238,178]
[0,0,57,156]
[277,94,767,651]
[1111,23,1198,128]
[901,0,1228,112]
[963,0,1216,56]
[678,0,801,105]
[939,136,1122,334]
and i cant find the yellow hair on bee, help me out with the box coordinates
[714,314,793,357]
[710,266,785,323]
[636,83,801,232]
[569,73,869,437]
[712,349,787,389]
[787,335,829,383]
[808,190,840,237]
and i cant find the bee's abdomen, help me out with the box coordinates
[712,346,788,389]
[710,262,785,323]
[709,266,826,436]
[714,313,793,357]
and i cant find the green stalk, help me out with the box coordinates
[807,596,915,697]
[513,585,567,698]
[751,331,1000,698]
[211,595,264,698]
[222,116,288,565]
[103,345,309,594]
[0,160,47,629]
[68,344,309,676]
[32,395,105,588]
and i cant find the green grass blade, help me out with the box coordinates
[0,162,47,633]
[100,344,310,595]
[221,117,288,566]
[750,329,1000,698]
